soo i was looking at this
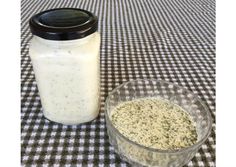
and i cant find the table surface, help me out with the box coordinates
[21,0,215,166]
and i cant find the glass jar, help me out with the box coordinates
[29,8,100,125]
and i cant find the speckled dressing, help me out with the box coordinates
[29,32,101,125]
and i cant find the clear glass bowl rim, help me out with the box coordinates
[105,79,213,154]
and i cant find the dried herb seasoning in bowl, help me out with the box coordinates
[110,98,198,150]
[105,79,212,167]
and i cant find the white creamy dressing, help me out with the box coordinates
[29,32,100,125]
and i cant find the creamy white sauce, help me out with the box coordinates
[29,32,100,125]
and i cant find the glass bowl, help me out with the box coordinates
[105,79,212,167]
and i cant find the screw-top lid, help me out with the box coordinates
[29,8,98,40]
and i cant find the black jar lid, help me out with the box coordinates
[29,8,98,40]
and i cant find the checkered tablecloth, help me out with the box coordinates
[21,0,215,166]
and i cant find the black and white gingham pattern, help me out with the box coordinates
[21,0,215,166]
